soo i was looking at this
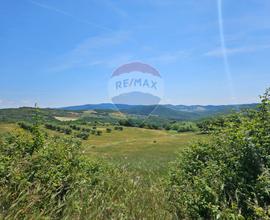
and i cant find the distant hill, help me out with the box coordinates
[59,103,258,120]
[60,103,118,111]
[0,104,258,124]
[0,107,77,123]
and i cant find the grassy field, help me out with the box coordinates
[0,122,207,218]
[83,127,205,177]
[0,123,205,177]
[0,123,17,135]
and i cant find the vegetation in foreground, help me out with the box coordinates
[0,89,269,219]
[168,89,270,219]
[0,124,171,219]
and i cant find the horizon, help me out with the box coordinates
[0,101,259,110]
[1,0,269,108]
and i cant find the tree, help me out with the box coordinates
[167,89,270,219]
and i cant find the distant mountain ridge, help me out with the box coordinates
[59,103,258,120]
[60,103,257,111]
[0,103,259,123]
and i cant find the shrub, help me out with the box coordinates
[76,131,89,140]
[70,124,81,131]
[96,130,102,136]
[167,89,270,219]
[106,128,112,133]
[114,126,123,131]
[0,126,104,219]
[82,127,91,132]
[18,122,34,132]
[45,123,72,135]
[169,122,198,133]
[197,117,227,134]
[0,127,171,219]
[63,127,72,135]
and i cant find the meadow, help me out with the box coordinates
[0,121,205,219]
[0,90,269,219]
[82,127,204,176]
[0,122,204,177]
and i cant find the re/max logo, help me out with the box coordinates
[115,78,158,90]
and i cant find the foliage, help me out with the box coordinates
[167,89,270,219]
[18,122,34,132]
[169,121,198,133]
[69,124,81,131]
[96,130,103,136]
[76,131,90,140]
[0,126,171,219]
[196,115,241,134]
[45,123,72,135]
[0,107,76,123]
[106,128,112,133]
[0,123,101,218]
[114,126,124,131]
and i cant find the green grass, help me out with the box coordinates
[0,123,17,134]
[82,127,206,177]
[0,122,207,219]
[0,123,206,177]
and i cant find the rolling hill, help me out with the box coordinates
[59,103,258,120]
[0,103,258,123]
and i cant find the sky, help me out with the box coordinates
[0,0,269,108]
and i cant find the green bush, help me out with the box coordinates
[114,126,123,131]
[167,89,270,219]
[45,123,72,135]
[76,131,89,140]
[169,121,198,132]
[0,126,170,219]
[69,124,81,131]
[18,122,34,132]
[82,127,91,132]
[96,130,102,136]
[0,126,106,219]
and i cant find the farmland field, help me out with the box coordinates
[83,127,205,176]
[0,123,205,177]
[1,93,268,219]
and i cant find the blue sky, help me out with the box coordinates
[0,0,269,108]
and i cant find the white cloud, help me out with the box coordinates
[0,99,36,109]
[50,31,130,72]
[0,99,16,108]
[148,51,189,64]
[28,0,112,31]
[101,0,128,18]
[205,44,270,57]
[105,54,134,68]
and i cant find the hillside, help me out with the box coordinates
[59,103,258,120]
[0,103,258,123]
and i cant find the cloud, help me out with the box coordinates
[50,31,131,72]
[72,31,129,54]
[0,99,16,108]
[148,51,189,64]
[0,98,37,108]
[105,54,134,68]
[205,44,270,57]
[28,0,112,31]
[101,0,128,17]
